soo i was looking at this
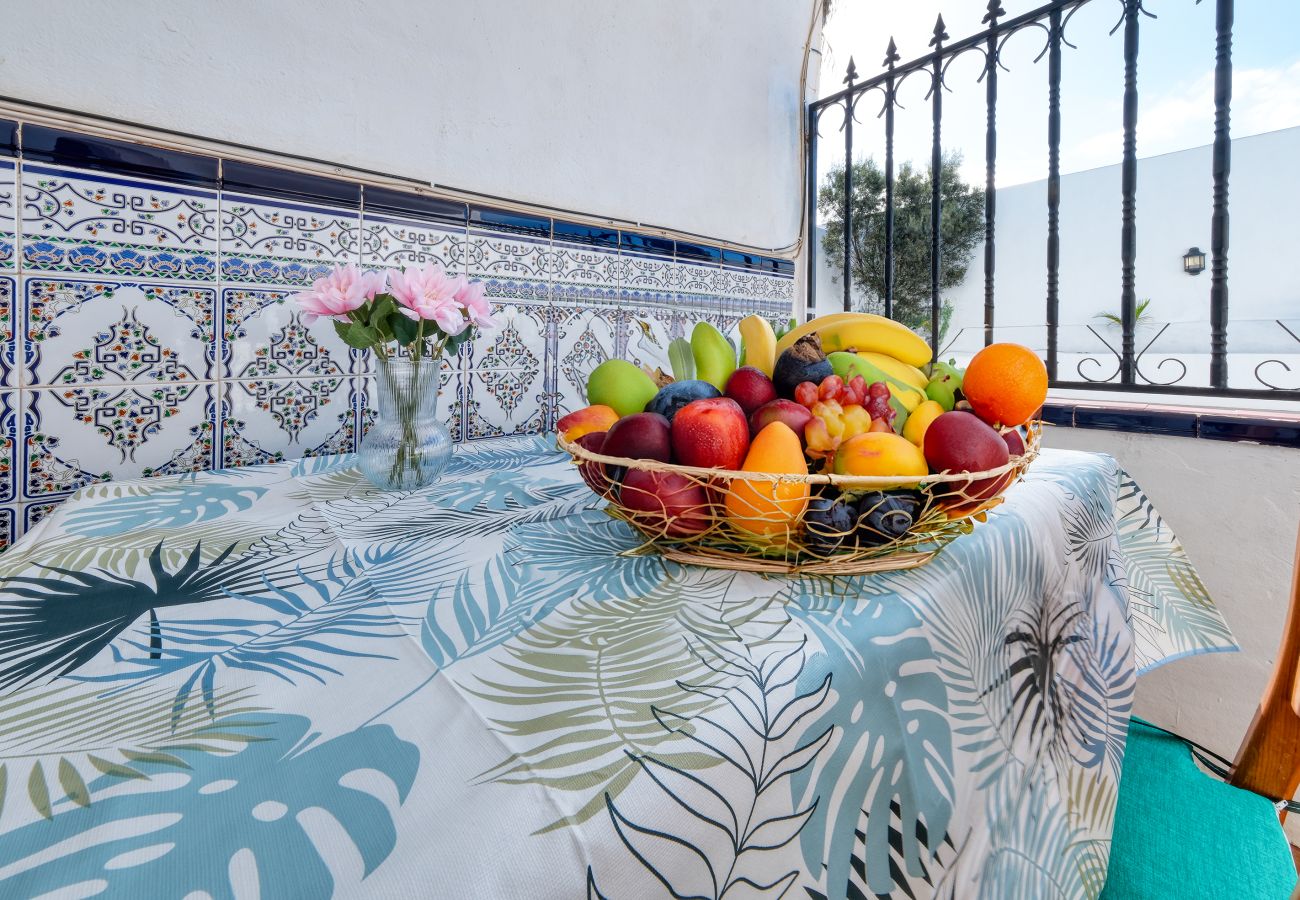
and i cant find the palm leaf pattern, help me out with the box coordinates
[0,683,267,821]
[1114,473,1234,668]
[590,631,833,899]
[467,569,787,832]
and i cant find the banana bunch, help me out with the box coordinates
[779,312,933,414]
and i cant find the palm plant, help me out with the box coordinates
[1094,298,1153,327]
[0,540,288,691]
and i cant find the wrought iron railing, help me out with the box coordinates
[805,0,1300,402]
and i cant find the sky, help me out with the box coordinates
[815,0,1300,189]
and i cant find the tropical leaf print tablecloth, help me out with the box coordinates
[0,438,1234,899]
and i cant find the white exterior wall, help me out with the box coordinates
[0,0,814,251]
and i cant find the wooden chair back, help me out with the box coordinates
[1230,525,1300,810]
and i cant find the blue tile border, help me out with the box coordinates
[0,121,16,158]
[1044,401,1300,448]
[469,205,550,238]
[364,186,466,225]
[22,125,218,187]
[222,160,360,209]
[553,220,619,249]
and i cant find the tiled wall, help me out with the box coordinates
[0,121,794,547]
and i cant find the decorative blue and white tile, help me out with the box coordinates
[551,301,619,419]
[463,367,547,440]
[361,213,464,273]
[21,501,60,539]
[0,505,14,550]
[23,278,217,386]
[464,230,550,302]
[220,194,360,286]
[619,305,685,375]
[465,301,548,375]
[21,382,218,499]
[546,241,619,299]
[618,253,672,304]
[220,287,353,379]
[0,276,13,386]
[20,163,218,281]
[0,391,16,503]
[0,157,15,271]
[220,376,354,467]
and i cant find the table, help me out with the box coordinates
[0,438,1235,899]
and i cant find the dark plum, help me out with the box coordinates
[803,496,856,555]
[645,380,722,422]
[855,490,922,546]
[773,335,834,399]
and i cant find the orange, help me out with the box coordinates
[961,343,1048,427]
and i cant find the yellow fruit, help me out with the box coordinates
[832,432,928,488]
[858,352,929,392]
[738,315,777,376]
[818,317,932,368]
[773,311,864,356]
[725,422,810,539]
[902,400,945,447]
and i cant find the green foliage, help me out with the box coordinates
[332,292,478,359]
[818,153,984,343]
[1095,298,1153,327]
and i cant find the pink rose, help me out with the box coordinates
[455,278,498,331]
[388,263,466,335]
[291,264,385,324]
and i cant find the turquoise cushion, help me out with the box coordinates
[1102,718,1297,899]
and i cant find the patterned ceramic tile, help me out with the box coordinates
[23,278,217,387]
[220,193,360,286]
[20,163,218,281]
[0,276,13,387]
[466,301,548,374]
[547,241,619,301]
[21,502,60,539]
[552,302,619,419]
[220,376,355,467]
[0,506,13,550]
[22,382,218,499]
[619,305,686,375]
[464,367,547,440]
[0,158,15,271]
[618,252,672,306]
[361,213,464,273]
[464,230,550,302]
[0,391,16,503]
[221,286,354,379]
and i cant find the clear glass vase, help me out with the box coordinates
[358,355,453,490]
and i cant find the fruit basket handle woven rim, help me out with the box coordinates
[557,420,1042,488]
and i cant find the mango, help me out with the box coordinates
[832,432,928,489]
[586,359,659,418]
[902,400,945,448]
[691,321,737,391]
[724,422,810,539]
[557,404,619,441]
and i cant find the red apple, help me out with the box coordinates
[619,468,712,537]
[724,366,778,417]
[574,431,616,498]
[924,411,1011,512]
[748,399,813,445]
[671,398,750,469]
[1002,427,1026,457]
[601,412,672,463]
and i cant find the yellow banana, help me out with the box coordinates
[818,317,932,368]
[738,315,777,377]
[887,382,923,413]
[858,351,929,391]
[774,312,932,369]
[773,312,867,357]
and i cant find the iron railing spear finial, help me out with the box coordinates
[883,38,900,68]
[931,14,949,47]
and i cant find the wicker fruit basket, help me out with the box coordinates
[559,421,1041,575]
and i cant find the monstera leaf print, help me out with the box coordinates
[442,434,566,478]
[788,576,954,898]
[0,683,266,821]
[590,635,833,900]
[0,715,418,899]
[507,511,669,602]
[431,469,574,512]
[468,569,786,832]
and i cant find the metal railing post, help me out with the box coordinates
[983,3,1003,348]
[1209,0,1233,389]
[1046,5,1063,379]
[842,58,857,313]
[929,15,947,356]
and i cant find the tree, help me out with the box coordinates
[819,152,984,344]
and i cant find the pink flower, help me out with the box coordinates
[455,278,498,331]
[292,264,386,324]
[388,263,466,335]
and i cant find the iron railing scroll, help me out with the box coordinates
[805,0,1298,402]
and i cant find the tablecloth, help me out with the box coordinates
[0,438,1235,899]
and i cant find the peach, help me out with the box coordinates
[558,404,619,441]
[832,432,928,489]
[672,398,750,470]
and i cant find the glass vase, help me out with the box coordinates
[358,355,453,490]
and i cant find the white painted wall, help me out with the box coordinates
[1044,426,1300,799]
[0,0,815,251]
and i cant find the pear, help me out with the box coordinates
[691,321,737,391]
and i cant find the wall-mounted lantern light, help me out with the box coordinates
[1183,246,1206,276]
